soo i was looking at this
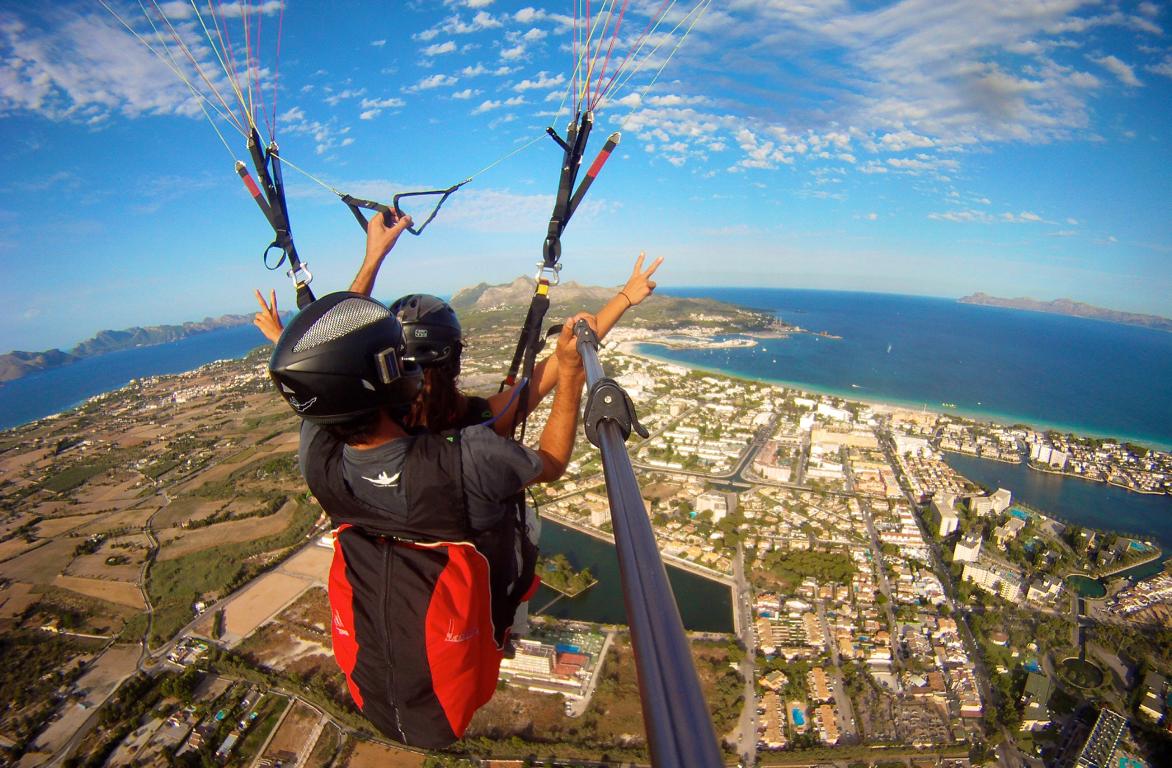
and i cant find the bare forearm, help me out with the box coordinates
[349,256,384,296]
[527,290,630,408]
[534,368,585,483]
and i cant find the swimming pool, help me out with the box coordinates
[791,708,806,726]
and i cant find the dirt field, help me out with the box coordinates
[281,544,332,580]
[156,503,296,561]
[75,504,162,536]
[0,539,38,563]
[64,534,149,581]
[221,571,313,643]
[264,701,321,760]
[53,575,145,609]
[0,581,37,619]
[34,514,103,538]
[0,539,75,584]
[341,739,426,768]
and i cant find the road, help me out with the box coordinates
[816,599,859,743]
[731,542,758,766]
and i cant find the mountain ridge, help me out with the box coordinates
[1,315,254,383]
[958,292,1172,332]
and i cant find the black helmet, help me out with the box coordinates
[387,294,462,368]
[268,292,423,424]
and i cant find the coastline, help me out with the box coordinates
[1026,459,1170,497]
[619,340,1172,454]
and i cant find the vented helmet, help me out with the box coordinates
[387,294,462,368]
[269,292,422,424]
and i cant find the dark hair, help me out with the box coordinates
[322,409,385,444]
[406,366,466,432]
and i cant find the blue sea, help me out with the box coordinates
[0,324,268,431]
[642,289,1172,450]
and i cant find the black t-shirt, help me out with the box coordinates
[299,421,541,532]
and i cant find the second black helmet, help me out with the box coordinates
[388,294,462,368]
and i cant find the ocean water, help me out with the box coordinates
[0,324,268,431]
[642,289,1172,450]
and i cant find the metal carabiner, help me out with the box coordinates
[287,261,313,288]
[533,262,561,287]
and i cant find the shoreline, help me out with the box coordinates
[618,341,1172,454]
[1026,460,1169,497]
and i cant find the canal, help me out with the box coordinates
[942,452,1172,557]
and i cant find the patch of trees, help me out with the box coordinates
[761,548,855,586]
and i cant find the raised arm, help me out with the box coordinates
[485,252,661,435]
[349,210,414,296]
[531,313,592,484]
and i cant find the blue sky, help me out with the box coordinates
[1,0,1170,352]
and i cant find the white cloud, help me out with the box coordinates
[465,0,494,8]
[461,63,488,76]
[407,74,459,92]
[371,39,386,48]
[500,44,527,61]
[324,88,365,106]
[423,41,458,57]
[1090,54,1143,87]
[866,212,878,221]
[514,71,565,91]
[471,95,525,114]
[522,28,546,41]
[514,8,545,24]
[1147,56,1172,78]
[928,209,994,223]
[451,88,480,99]
[361,97,406,110]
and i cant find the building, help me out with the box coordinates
[696,491,730,523]
[962,562,1024,602]
[1075,709,1128,768]
[1138,672,1166,722]
[968,495,995,516]
[990,487,1012,513]
[953,533,982,563]
[1027,575,1064,603]
[1020,672,1053,731]
[994,516,1026,546]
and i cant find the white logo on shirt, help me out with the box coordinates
[332,610,350,637]
[362,471,401,488]
[444,619,479,643]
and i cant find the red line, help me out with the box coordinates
[271,2,284,138]
[590,0,629,109]
[212,0,246,129]
[598,0,671,104]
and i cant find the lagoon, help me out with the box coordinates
[533,518,734,633]
[942,452,1172,554]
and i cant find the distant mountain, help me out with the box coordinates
[0,314,255,383]
[959,293,1172,333]
[451,277,617,311]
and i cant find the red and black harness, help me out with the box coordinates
[303,419,538,748]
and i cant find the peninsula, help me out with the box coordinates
[0,314,256,383]
[959,292,1172,332]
